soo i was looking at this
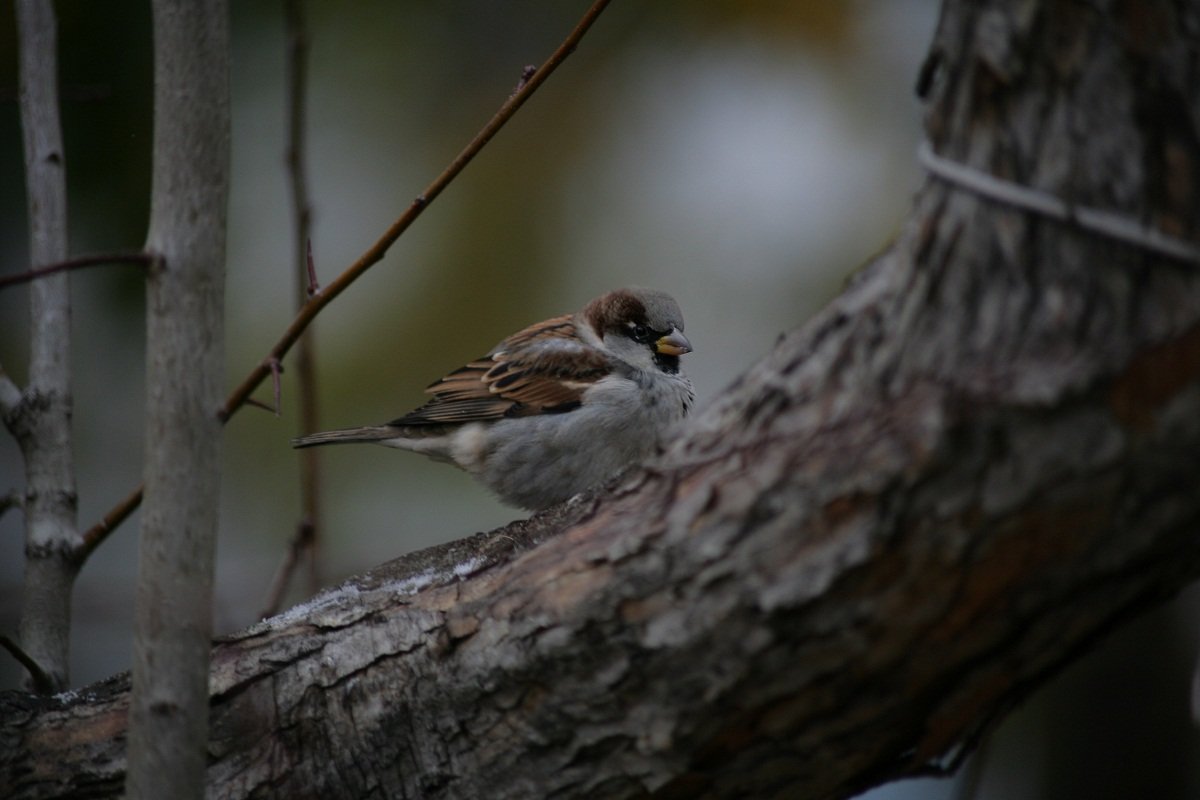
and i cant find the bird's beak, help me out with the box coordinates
[655,328,692,357]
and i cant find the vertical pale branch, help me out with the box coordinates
[125,1,230,798]
[6,0,79,693]
[262,0,320,617]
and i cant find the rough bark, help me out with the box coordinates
[124,2,230,799]
[3,0,79,694]
[4,0,1200,798]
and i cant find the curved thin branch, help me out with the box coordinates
[74,485,143,565]
[0,634,54,695]
[75,0,614,564]
[0,251,154,291]
[218,0,613,420]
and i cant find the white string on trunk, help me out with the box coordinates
[918,141,1200,265]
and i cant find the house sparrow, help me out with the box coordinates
[292,287,694,510]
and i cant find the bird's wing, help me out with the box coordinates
[390,315,613,426]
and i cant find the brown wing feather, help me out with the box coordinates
[390,315,612,426]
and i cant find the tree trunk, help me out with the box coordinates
[4,0,1200,798]
[7,0,78,694]
[124,2,230,799]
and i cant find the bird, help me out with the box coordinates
[292,287,694,510]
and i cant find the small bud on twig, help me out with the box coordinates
[512,64,537,97]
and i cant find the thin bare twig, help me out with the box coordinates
[244,397,276,414]
[0,250,154,291]
[281,0,323,605]
[511,64,537,96]
[73,484,143,566]
[76,0,615,564]
[259,517,315,619]
[254,0,325,615]
[0,634,56,694]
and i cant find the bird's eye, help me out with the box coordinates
[627,323,652,343]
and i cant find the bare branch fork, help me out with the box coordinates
[73,0,614,567]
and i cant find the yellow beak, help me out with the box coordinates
[655,329,692,357]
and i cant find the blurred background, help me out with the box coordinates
[1,2,1198,797]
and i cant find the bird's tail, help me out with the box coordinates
[291,426,399,449]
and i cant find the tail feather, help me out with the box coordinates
[291,426,400,449]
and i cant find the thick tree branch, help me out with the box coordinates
[124,2,230,798]
[2,278,1198,797]
[3,1,1199,798]
[6,145,1200,794]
